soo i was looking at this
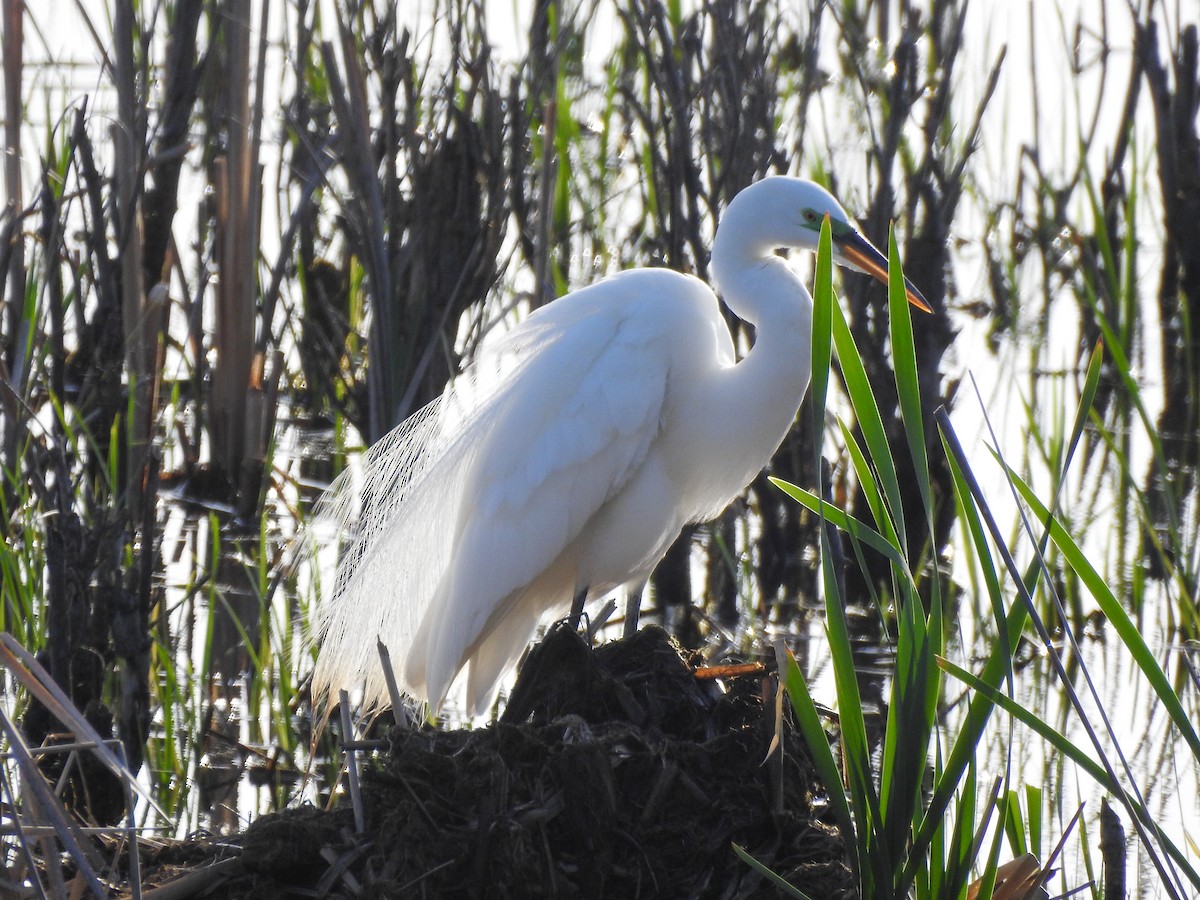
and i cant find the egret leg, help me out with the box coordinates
[567,586,589,630]
[623,580,647,638]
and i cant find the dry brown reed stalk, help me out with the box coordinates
[142,0,203,293]
[1138,20,1200,533]
[113,0,152,523]
[212,0,264,501]
[1,0,26,521]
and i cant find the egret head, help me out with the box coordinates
[717,176,931,312]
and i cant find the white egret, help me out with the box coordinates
[311,176,929,717]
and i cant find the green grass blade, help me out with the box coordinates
[838,418,903,558]
[830,297,906,551]
[732,842,816,899]
[810,214,834,430]
[820,524,887,890]
[878,589,937,890]
[886,226,931,522]
[777,645,857,882]
[805,218,883,891]
[770,478,910,575]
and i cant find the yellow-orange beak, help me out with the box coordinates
[834,228,932,313]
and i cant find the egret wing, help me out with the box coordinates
[418,280,681,705]
[312,270,708,713]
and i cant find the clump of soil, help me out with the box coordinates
[143,625,851,898]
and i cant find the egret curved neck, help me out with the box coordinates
[711,252,814,440]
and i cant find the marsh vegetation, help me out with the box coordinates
[1,0,1197,895]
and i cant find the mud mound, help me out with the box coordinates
[144,626,850,898]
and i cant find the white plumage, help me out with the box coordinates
[310,176,928,717]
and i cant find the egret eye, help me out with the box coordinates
[802,209,818,224]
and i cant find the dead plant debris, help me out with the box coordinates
[136,626,850,898]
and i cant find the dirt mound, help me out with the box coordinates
[146,626,850,898]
